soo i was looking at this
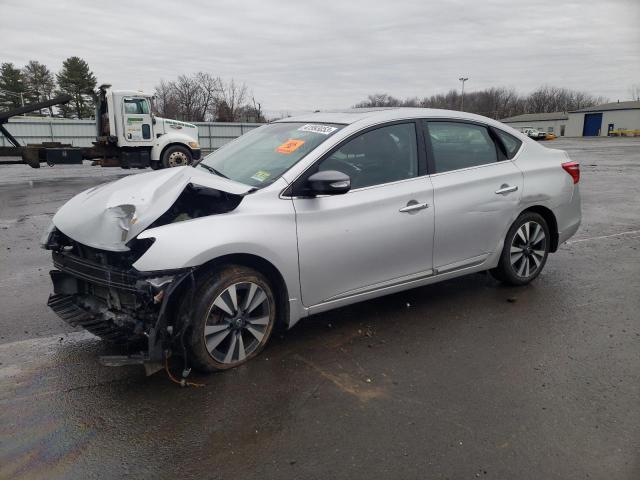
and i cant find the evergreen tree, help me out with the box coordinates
[0,62,26,110]
[55,56,97,119]
[22,60,56,115]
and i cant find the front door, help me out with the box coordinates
[293,122,434,307]
[423,121,524,271]
[122,97,153,143]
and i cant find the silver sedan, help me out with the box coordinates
[44,108,581,373]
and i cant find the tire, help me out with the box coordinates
[490,212,550,286]
[149,160,161,170]
[161,145,192,168]
[185,265,277,372]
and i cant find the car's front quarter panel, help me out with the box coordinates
[133,184,304,324]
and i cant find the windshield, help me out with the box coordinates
[197,122,344,187]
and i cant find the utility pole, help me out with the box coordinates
[459,77,469,111]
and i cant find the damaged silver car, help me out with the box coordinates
[43,109,581,374]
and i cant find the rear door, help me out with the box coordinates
[423,120,523,272]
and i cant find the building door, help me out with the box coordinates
[607,124,614,135]
[582,113,603,136]
[560,125,566,136]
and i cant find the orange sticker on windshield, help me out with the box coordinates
[276,139,305,154]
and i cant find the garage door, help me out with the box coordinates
[582,113,603,136]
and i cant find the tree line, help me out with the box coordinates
[0,57,96,118]
[154,74,265,122]
[0,57,264,122]
[354,86,609,119]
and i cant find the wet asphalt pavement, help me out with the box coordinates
[1,138,639,479]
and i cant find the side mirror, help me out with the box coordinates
[305,170,351,196]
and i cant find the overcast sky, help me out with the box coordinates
[1,0,639,114]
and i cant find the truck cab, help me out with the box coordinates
[96,85,201,168]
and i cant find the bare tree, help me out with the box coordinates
[195,72,221,121]
[154,73,263,122]
[629,84,640,101]
[215,79,248,122]
[153,79,179,118]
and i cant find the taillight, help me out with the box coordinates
[562,161,580,184]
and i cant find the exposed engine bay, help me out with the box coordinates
[149,184,243,227]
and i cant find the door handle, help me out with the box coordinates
[399,201,429,213]
[495,184,518,195]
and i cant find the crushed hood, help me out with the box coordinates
[53,166,252,252]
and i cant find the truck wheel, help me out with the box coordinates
[161,145,192,168]
[185,265,277,372]
[149,161,161,170]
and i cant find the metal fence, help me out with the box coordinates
[0,117,264,152]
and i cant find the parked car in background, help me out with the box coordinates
[520,126,548,140]
[43,108,581,373]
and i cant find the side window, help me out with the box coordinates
[493,128,523,159]
[318,123,418,189]
[124,98,150,114]
[425,121,498,173]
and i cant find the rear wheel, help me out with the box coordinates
[161,145,192,168]
[491,212,550,286]
[186,266,276,372]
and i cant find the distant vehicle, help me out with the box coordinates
[95,85,201,169]
[545,132,557,140]
[0,85,200,169]
[520,127,547,140]
[44,108,581,374]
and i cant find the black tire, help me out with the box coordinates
[490,212,550,286]
[149,160,161,170]
[185,265,276,372]
[161,145,192,168]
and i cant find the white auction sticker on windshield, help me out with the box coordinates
[298,124,338,135]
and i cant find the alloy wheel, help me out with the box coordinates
[510,221,547,278]
[203,282,271,365]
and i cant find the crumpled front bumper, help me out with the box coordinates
[47,249,194,371]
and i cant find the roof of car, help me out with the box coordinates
[276,107,506,127]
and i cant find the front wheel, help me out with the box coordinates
[186,266,276,372]
[491,212,550,286]
[161,145,192,168]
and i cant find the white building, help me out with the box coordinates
[501,100,640,137]
[500,112,569,136]
[565,101,640,137]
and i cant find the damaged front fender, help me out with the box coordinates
[52,166,253,252]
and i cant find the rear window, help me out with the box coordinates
[425,121,498,173]
[494,129,522,159]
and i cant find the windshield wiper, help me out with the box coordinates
[197,162,229,179]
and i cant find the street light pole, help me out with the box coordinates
[458,77,468,111]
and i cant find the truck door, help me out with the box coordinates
[122,97,153,143]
